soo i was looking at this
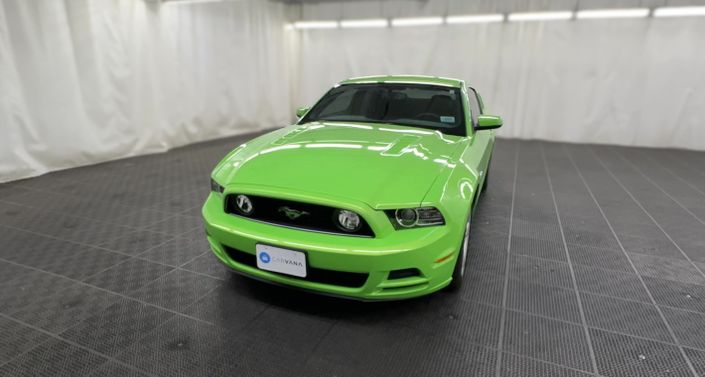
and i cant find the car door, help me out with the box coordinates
[467,87,494,192]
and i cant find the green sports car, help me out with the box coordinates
[203,75,502,300]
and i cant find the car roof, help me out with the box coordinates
[339,75,465,88]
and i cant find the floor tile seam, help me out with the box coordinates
[612,148,705,228]
[567,145,699,377]
[0,257,216,327]
[0,312,158,377]
[0,197,194,232]
[640,150,705,198]
[590,147,705,282]
[495,142,520,377]
[539,143,599,375]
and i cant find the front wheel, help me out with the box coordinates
[446,218,471,291]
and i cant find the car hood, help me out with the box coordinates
[214,122,465,207]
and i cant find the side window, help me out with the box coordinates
[467,87,481,128]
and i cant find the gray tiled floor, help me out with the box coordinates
[1,133,705,376]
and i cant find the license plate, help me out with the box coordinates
[255,244,307,278]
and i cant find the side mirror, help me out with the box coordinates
[296,107,310,118]
[476,114,502,130]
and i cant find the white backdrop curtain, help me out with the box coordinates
[293,1,705,152]
[0,0,292,183]
[2,0,704,182]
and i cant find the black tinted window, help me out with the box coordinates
[302,83,466,136]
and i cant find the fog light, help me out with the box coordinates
[234,194,254,215]
[395,208,418,228]
[335,209,361,232]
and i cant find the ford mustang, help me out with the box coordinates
[203,75,502,300]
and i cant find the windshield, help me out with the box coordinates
[301,83,466,136]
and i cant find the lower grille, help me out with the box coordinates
[223,246,369,288]
[388,268,421,279]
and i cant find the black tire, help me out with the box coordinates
[482,161,490,193]
[447,216,471,291]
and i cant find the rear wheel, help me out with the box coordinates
[447,217,471,291]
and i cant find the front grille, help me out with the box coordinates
[224,246,369,288]
[224,194,375,237]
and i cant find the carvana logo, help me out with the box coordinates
[259,252,271,264]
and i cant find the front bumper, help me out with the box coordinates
[202,192,463,300]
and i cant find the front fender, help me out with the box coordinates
[420,155,479,232]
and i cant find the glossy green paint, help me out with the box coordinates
[340,75,465,88]
[477,114,503,130]
[203,75,500,300]
[295,107,309,118]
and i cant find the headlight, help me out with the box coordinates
[210,178,224,193]
[334,209,361,232]
[387,207,445,229]
[395,208,418,228]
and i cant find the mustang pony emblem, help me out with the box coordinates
[278,206,309,220]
